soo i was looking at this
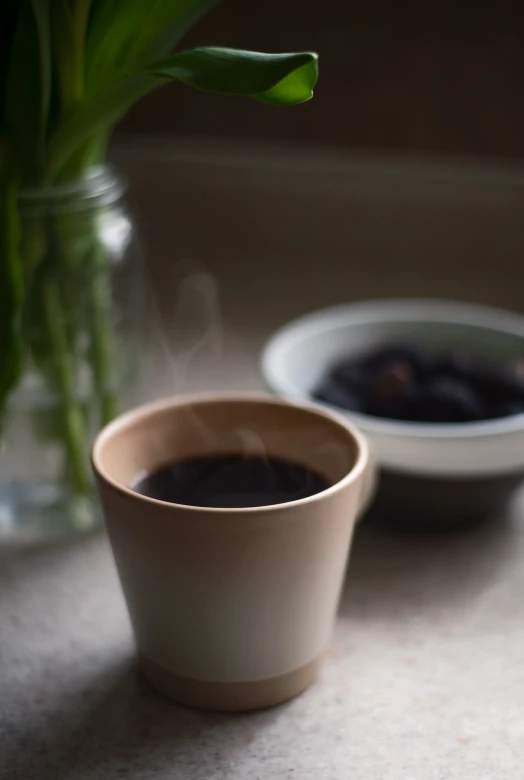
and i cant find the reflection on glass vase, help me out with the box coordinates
[0,166,143,543]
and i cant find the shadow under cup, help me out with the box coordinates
[92,394,371,712]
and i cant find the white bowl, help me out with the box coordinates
[262,299,524,527]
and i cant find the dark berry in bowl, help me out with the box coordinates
[365,362,421,421]
[314,381,363,413]
[369,361,415,395]
[429,351,481,380]
[491,399,524,418]
[362,343,427,379]
[497,362,524,398]
[365,383,422,422]
[329,361,368,395]
[422,377,485,423]
[315,342,524,424]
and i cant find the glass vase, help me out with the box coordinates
[0,166,143,543]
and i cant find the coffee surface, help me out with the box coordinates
[132,454,330,508]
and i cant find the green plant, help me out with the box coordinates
[0,0,318,499]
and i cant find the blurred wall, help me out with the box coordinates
[118,0,523,160]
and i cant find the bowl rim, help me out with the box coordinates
[261,298,524,441]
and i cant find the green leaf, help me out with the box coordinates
[85,0,219,93]
[71,0,93,98]
[150,48,319,105]
[253,62,319,105]
[5,0,49,179]
[47,47,318,177]
[47,75,156,178]
[50,0,78,112]
[51,0,93,109]
[30,0,52,141]
[0,1,19,131]
[0,177,24,422]
[0,137,7,179]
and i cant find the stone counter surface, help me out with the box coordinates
[2,509,524,779]
[2,144,524,779]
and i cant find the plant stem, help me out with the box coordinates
[42,277,90,495]
[87,239,118,427]
[0,176,23,428]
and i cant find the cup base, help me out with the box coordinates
[139,653,322,712]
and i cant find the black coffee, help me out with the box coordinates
[132,454,330,508]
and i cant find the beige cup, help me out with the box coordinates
[92,393,373,712]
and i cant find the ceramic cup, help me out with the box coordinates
[92,393,373,711]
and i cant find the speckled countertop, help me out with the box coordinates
[3,503,524,779]
[2,143,524,779]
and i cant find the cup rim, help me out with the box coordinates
[91,392,370,515]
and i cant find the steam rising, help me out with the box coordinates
[143,259,225,455]
[142,261,352,490]
[149,260,223,396]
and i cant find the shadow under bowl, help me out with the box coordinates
[365,467,524,532]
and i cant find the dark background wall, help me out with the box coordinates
[119,0,523,160]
